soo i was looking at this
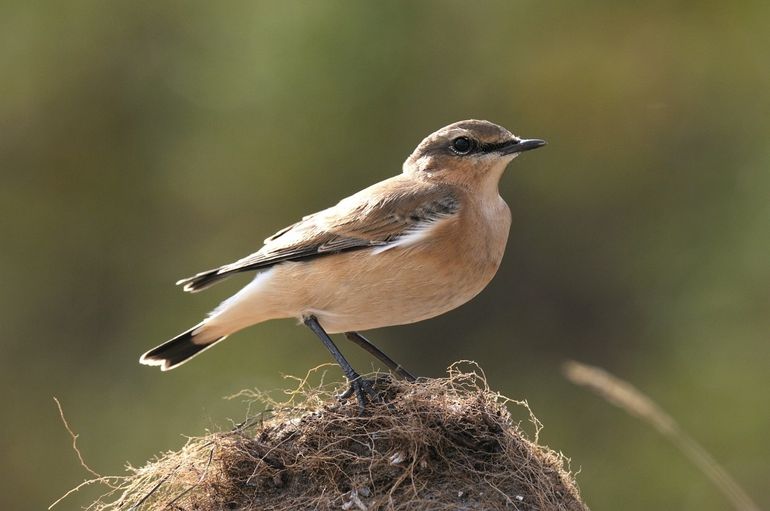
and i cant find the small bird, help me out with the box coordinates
[140,120,545,409]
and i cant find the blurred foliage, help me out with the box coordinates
[1,1,768,510]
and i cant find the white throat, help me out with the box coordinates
[478,155,516,199]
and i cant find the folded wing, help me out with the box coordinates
[177,177,459,292]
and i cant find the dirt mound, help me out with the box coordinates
[87,363,587,510]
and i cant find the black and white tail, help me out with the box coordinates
[140,324,226,371]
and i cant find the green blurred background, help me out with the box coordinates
[2,1,768,509]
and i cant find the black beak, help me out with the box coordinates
[499,138,547,155]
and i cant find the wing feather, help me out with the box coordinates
[177,176,459,292]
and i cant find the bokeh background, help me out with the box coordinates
[2,1,768,509]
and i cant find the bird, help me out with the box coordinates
[140,119,545,410]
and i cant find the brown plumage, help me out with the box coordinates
[140,120,545,376]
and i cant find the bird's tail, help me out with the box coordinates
[140,324,226,371]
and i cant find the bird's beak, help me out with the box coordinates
[498,138,547,155]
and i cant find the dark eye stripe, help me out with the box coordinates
[479,140,517,153]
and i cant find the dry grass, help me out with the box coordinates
[69,362,587,511]
[564,360,760,511]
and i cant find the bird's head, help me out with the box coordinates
[403,119,545,190]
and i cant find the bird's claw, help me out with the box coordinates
[338,375,379,414]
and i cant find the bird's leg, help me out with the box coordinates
[303,315,377,413]
[344,332,416,382]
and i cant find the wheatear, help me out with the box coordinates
[140,120,545,409]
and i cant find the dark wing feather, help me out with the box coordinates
[177,177,459,292]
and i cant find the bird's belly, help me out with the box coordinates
[276,243,502,333]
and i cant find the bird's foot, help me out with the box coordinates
[338,374,379,414]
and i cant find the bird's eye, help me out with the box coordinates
[451,137,473,155]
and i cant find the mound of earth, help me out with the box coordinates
[86,364,587,510]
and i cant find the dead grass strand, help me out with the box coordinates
[564,360,759,511]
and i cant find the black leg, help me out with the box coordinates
[344,332,416,382]
[303,315,376,413]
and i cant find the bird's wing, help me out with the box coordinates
[177,177,460,292]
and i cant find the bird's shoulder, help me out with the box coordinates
[264,174,462,247]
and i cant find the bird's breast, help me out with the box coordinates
[274,195,512,333]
